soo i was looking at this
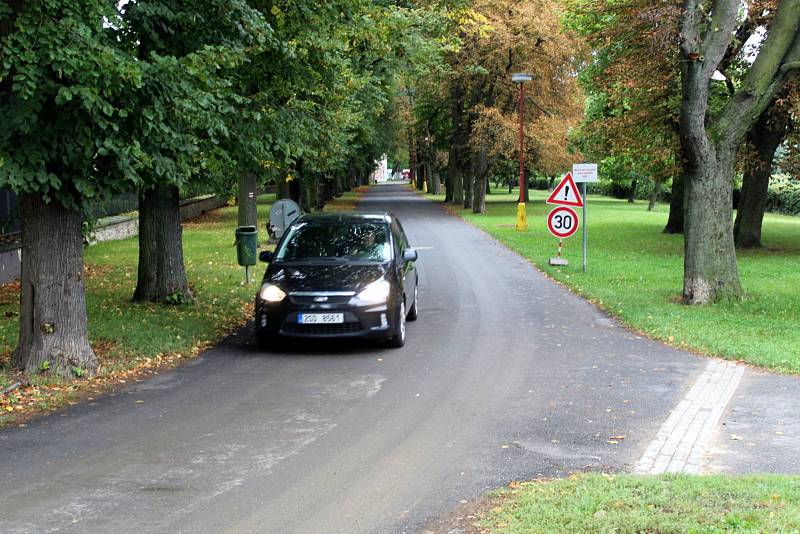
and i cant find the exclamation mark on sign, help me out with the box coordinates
[564,186,570,201]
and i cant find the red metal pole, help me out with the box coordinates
[519,82,525,203]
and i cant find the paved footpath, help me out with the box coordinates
[0,184,798,534]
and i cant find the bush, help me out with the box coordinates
[766,175,800,216]
[588,178,666,202]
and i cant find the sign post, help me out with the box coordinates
[572,163,597,272]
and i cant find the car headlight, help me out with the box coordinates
[259,284,287,303]
[356,279,391,304]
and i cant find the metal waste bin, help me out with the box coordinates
[235,226,258,267]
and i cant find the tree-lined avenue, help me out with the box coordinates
[0,185,706,533]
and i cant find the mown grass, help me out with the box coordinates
[0,189,364,424]
[434,188,800,373]
[480,473,800,533]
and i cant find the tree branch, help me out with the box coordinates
[716,0,800,144]
[699,0,741,79]
[781,61,800,72]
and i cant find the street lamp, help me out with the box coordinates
[512,73,532,231]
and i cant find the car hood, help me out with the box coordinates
[264,262,389,293]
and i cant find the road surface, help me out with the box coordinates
[0,185,710,533]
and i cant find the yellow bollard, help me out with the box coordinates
[516,202,528,231]
[423,180,428,193]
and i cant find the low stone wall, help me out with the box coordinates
[0,195,229,284]
[178,195,229,221]
[0,246,21,284]
[91,215,139,243]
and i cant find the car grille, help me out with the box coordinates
[290,295,352,305]
[283,323,363,335]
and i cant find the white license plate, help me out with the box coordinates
[298,313,344,324]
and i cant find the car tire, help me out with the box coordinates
[406,286,418,321]
[387,301,406,348]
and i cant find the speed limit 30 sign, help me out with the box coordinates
[547,206,579,239]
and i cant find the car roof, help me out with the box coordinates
[295,212,393,225]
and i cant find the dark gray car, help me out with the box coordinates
[254,212,419,349]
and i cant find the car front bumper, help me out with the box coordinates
[255,295,396,339]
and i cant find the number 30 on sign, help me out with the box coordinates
[547,206,579,239]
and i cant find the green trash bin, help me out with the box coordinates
[235,226,258,267]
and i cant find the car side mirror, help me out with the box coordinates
[259,250,274,263]
[401,248,418,263]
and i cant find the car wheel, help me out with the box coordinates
[387,301,406,348]
[406,287,418,321]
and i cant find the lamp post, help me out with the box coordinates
[512,73,532,231]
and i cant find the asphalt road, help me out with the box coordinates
[0,184,708,533]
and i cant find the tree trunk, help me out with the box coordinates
[679,49,740,303]
[237,173,258,228]
[299,175,320,212]
[663,175,684,234]
[471,144,489,214]
[133,185,193,304]
[432,170,442,195]
[298,176,314,212]
[734,103,791,248]
[13,194,97,377]
[462,164,473,209]
[472,175,486,213]
[682,147,742,304]
[425,163,434,194]
[628,177,638,203]
[316,176,326,210]
[444,171,453,202]
[276,173,289,200]
[648,180,661,211]
[409,135,419,191]
[448,146,463,205]
[448,79,466,205]
[288,176,301,203]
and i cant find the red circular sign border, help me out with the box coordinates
[547,207,579,239]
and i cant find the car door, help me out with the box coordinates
[392,219,416,300]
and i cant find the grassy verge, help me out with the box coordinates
[433,189,800,374]
[477,474,800,533]
[0,189,365,426]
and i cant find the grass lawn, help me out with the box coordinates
[0,189,364,425]
[478,473,800,533]
[433,189,800,374]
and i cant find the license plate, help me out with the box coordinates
[298,313,344,324]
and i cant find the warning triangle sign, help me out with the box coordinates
[546,172,583,207]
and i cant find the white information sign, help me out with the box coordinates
[572,163,598,183]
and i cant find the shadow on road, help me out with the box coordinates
[219,323,389,359]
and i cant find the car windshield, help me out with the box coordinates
[275,221,392,262]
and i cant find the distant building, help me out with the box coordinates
[370,155,391,183]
